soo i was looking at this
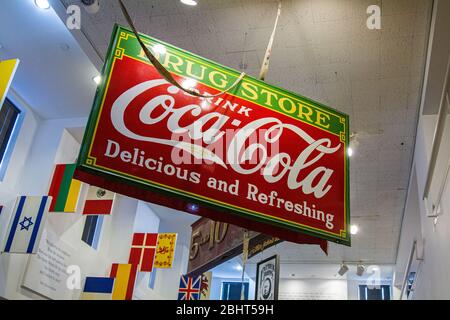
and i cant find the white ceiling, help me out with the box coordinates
[3,0,434,266]
[0,0,98,119]
[57,0,432,265]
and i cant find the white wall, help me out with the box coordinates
[394,100,450,299]
[0,90,40,203]
[0,102,190,300]
[280,279,347,300]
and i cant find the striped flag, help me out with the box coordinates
[82,186,115,215]
[110,263,138,300]
[128,233,158,272]
[48,164,82,213]
[178,275,201,300]
[80,277,114,300]
[2,196,51,254]
[154,233,177,269]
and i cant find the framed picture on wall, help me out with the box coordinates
[255,255,279,300]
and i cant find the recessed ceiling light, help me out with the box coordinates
[348,147,353,157]
[35,0,50,10]
[153,44,167,55]
[93,75,102,85]
[180,0,198,6]
[182,78,197,90]
[350,224,359,235]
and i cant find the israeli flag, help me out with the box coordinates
[2,196,51,254]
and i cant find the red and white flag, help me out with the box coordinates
[128,233,158,272]
[82,186,115,215]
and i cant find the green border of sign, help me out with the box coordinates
[77,25,351,246]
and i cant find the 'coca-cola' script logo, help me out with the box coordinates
[110,79,341,199]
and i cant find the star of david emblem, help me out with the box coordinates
[19,217,33,231]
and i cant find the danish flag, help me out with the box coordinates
[128,233,158,272]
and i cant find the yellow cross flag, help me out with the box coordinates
[0,59,20,106]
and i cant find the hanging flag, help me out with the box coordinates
[80,276,114,300]
[178,275,201,300]
[200,272,212,300]
[154,233,177,269]
[82,186,115,215]
[128,233,158,272]
[0,59,20,107]
[2,196,51,254]
[48,164,82,213]
[110,263,138,300]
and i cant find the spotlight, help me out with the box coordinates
[81,0,100,14]
[350,224,359,235]
[181,0,198,6]
[338,264,349,276]
[35,0,50,10]
[356,264,365,276]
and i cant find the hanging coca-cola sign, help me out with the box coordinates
[76,25,350,246]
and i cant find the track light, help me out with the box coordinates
[338,264,349,276]
[356,264,365,276]
[81,0,100,14]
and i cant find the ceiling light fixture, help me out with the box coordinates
[93,75,102,85]
[180,0,198,6]
[153,44,167,55]
[35,0,50,10]
[347,147,353,157]
[350,224,359,235]
[338,264,349,276]
[356,264,365,276]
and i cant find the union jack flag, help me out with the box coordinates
[178,275,201,300]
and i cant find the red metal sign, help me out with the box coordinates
[76,25,350,245]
